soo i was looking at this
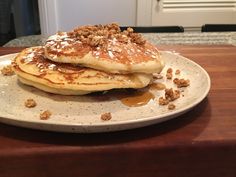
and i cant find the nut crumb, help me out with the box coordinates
[166,68,173,79]
[168,103,176,110]
[68,23,146,48]
[25,99,37,108]
[166,73,173,80]
[165,88,180,101]
[158,97,169,105]
[101,112,112,121]
[1,65,14,76]
[173,78,190,88]
[175,69,180,75]
[167,68,173,73]
[40,110,52,120]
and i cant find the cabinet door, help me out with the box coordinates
[137,0,236,28]
[143,0,236,30]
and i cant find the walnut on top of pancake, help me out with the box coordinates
[67,23,146,48]
[44,23,164,74]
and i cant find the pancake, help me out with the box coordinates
[12,47,153,95]
[44,23,164,74]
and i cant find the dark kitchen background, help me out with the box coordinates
[0,0,40,46]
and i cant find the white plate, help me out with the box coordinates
[0,52,210,133]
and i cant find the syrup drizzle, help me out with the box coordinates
[91,89,155,107]
[118,91,155,107]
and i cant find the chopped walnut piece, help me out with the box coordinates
[167,68,173,73]
[165,88,180,101]
[168,103,176,110]
[173,78,179,84]
[1,65,14,76]
[173,78,190,88]
[158,97,169,105]
[129,33,146,45]
[25,99,37,108]
[101,112,112,121]
[173,78,178,84]
[105,23,121,32]
[175,69,181,75]
[116,34,129,43]
[88,35,106,47]
[166,68,173,79]
[166,73,173,80]
[69,23,146,48]
[40,110,52,120]
[127,27,134,33]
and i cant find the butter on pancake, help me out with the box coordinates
[44,23,164,74]
[12,47,153,95]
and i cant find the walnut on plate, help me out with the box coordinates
[1,65,14,76]
[158,97,169,105]
[166,68,173,80]
[101,112,112,121]
[40,110,52,120]
[24,99,37,108]
[168,103,176,110]
[165,88,180,101]
[173,78,190,88]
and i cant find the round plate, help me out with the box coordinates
[0,52,210,133]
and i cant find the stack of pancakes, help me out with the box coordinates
[12,23,165,95]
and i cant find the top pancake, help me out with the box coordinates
[44,23,164,74]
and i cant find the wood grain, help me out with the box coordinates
[0,46,236,177]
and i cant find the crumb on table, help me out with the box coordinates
[24,99,37,108]
[1,65,14,76]
[101,112,112,121]
[168,103,176,110]
[40,110,52,120]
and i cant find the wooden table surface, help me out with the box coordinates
[0,46,236,177]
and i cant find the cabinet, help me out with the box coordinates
[137,0,236,31]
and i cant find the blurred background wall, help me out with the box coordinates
[38,0,137,35]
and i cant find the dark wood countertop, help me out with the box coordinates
[1,46,236,177]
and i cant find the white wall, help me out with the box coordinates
[39,0,137,35]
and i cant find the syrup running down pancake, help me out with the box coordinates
[12,47,153,95]
[44,23,164,74]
